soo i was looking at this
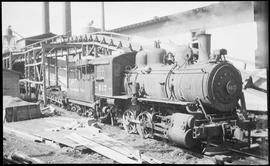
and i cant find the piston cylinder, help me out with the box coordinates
[167,113,197,148]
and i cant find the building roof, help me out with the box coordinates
[16,32,57,43]
[109,16,169,33]
[109,2,251,33]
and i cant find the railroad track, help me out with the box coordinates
[45,101,268,164]
[174,141,268,164]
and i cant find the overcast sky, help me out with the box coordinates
[2,2,218,38]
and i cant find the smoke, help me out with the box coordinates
[123,2,255,55]
[161,2,253,34]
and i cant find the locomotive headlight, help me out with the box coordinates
[226,80,238,95]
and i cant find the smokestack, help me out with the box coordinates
[42,2,50,34]
[63,2,72,36]
[101,2,105,31]
[197,34,211,63]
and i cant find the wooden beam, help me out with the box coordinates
[79,133,135,159]
[10,151,45,164]
[33,50,37,80]
[24,53,28,97]
[28,52,31,98]
[88,45,95,56]
[48,57,50,86]
[35,66,41,81]
[9,52,12,70]
[3,126,43,142]
[82,44,85,57]
[66,133,140,164]
[42,43,82,50]
[33,50,39,100]
[78,127,163,164]
[12,47,42,55]
[19,79,43,85]
[42,47,47,106]
[25,62,42,67]
[66,49,69,89]
[94,46,97,57]
[3,59,5,69]
[55,52,58,86]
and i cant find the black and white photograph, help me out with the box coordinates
[2,1,268,164]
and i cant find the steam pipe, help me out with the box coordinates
[42,2,50,34]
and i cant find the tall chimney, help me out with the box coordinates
[42,2,50,34]
[197,34,211,63]
[101,2,105,31]
[63,2,72,36]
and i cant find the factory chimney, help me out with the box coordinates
[42,2,50,34]
[63,2,72,36]
[101,2,105,31]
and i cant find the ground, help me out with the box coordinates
[3,105,268,164]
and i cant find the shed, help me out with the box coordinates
[3,69,21,97]
[16,32,57,49]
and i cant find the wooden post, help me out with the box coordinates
[82,44,85,57]
[33,51,37,81]
[42,46,47,106]
[79,51,82,60]
[28,52,31,99]
[24,53,28,99]
[66,49,69,89]
[28,52,31,80]
[94,46,97,57]
[48,57,51,87]
[3,59,6,69]
[55,51,58,87]
[9,52,12,70]
[33,50,39,100]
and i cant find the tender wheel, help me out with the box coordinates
[122,109,137,134]
[136,111,153,139]
[85,107,95,118]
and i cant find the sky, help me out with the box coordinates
[2,2,218,38]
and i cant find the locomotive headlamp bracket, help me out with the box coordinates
[196,98,213,123]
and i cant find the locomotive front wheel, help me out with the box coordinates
[122,109,137,134]
[136,111,153,139]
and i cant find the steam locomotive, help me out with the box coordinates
[50,34,255,149]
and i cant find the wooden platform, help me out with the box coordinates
[3,117,83,148]
[3,116,163,164]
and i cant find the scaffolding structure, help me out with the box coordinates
[3,32,147,107]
